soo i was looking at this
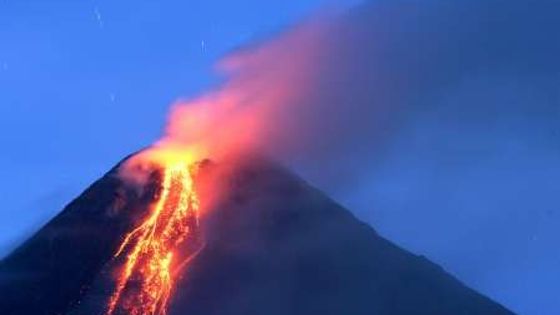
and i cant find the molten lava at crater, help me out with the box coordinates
[106,154,206,315]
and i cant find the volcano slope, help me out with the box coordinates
[0,156,514,315]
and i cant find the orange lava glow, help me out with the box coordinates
[106,16,331,315]
[107,150,202,315]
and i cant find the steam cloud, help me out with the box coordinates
[161,0,559,189]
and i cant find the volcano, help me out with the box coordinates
[0,154,514,315]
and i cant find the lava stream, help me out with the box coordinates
[106,161,201,315]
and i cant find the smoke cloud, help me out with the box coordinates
[162,0,559,185]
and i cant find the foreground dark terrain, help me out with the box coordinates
[0,156,514,315]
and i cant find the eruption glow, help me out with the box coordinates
[106,149,202,315]
[107,16,331,315]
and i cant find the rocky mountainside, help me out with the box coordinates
[0,155,514,315]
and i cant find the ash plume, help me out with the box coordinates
[157,0,559,186]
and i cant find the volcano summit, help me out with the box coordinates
[0,153,513,315]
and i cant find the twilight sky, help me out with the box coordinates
[0,1,558,315]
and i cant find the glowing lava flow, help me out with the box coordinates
[106,160,201,315]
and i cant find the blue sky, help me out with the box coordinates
[0,0,349,248]
[1,1,558,315]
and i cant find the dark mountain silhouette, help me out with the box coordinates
[0,159,158,315]
[0,155,514,315]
